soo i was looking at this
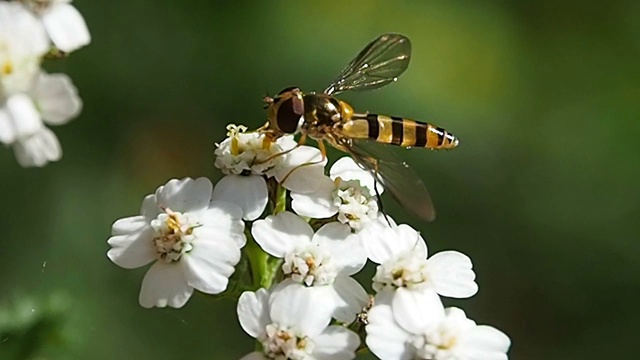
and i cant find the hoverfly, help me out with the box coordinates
[260,33,459,222]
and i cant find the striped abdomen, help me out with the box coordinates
[340,114,459,149]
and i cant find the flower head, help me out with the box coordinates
[366,293,510,360]
[213,124,326,220]
[107,177,246,308]
[291,157,384,231]
[252,211,369,323]
[364,222,477,317]
[237,285,360,360]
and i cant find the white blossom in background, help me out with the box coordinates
[252,211,369,323]
[237,285,360,360]
[107,177,247,308]
[10,71,82,166]
[366,292,511,360]
[292,156,385,231]
[19,0,91,52]
[365,222,478,319]
[213,124,326,220]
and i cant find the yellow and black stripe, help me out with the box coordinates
[342,114,459,149]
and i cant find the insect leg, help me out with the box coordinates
[278,138,326,185]
[369,158,392,227]
[255,133,308,165]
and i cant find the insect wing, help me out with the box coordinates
[331,136,436,222]
[324,33,411,95]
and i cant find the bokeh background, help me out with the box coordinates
[1,0,639,359]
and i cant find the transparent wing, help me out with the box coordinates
[324,33,411,95]
[328,135,436,222]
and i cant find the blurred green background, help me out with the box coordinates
[1,0,639,359]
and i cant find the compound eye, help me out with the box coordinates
[278,86,300,96]
[276,96,304,134]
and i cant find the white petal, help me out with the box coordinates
[457,325,511,360]
[251,212,313,257]
[42,3,91,52]
[363,224,427,264]
[0,94,42,144]
[276,146,327,194]
[366,304,413,360]
[269,282,332,337]
[139,261,193,308]
[330,156,383,195]
[140,194,160,222]
[212,175,267,221]
[427,251,478,298]
[313,223,366,275]
[181,236,241,294]
[156,177,212,213]
[329,276,369,324]
[107,217,156,269]
[31,72,82,125]
[13,127,61,167]
[392,288,444,334]
[313,325,359,360]
[237,289,270,338]
[200,201,246,247]
[290,176,337,218]
[239,352,266,360]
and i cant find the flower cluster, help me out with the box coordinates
[107,124,511,359]
[0,0,90,167]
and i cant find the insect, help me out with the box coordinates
[260,33,459,222]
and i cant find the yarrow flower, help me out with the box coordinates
[0,1,89,167]
[107,177,246,308]
[213,124,326,220]
[291,157,385,231]
[106,122,510,359]
[366,292,510,360]
[237,285,360,360]
[251,211,368,323]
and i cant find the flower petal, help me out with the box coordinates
[363,223,427,264]
[239,352,266,360]
[392,288,445,334]
[42,3,91,52]
[181,236,241,294]
[199,201,246,247]
[329,276,369,324]
[140,194,160,222]
[330,156,383,195]
[31,72,82,125]
[276,145,327,194]
[107,219,156,269]
[156,177,212,213]
[457,324,511,360]
[366,304,413,360]
[139,261,193,308]
[13,127,62,167]
[313,325,360,360]
[269,281,332,337]
[251,212,313,257]
[290,176,337,219]
[0,94,42,144]
[427,250,478,298]
[212,175,267,221]
[237,289,270,338]
[313,223,366,275]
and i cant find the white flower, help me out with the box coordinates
[213,124,326,220]
[365,223,477,313]
[237,285,360,360]
[0,71,82,167]
[251,211,369,323]
[0,2,48,95]
[366,293,511,360]
[107,177,246,308]
[291,157,384,231]
[20,0,91,52]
